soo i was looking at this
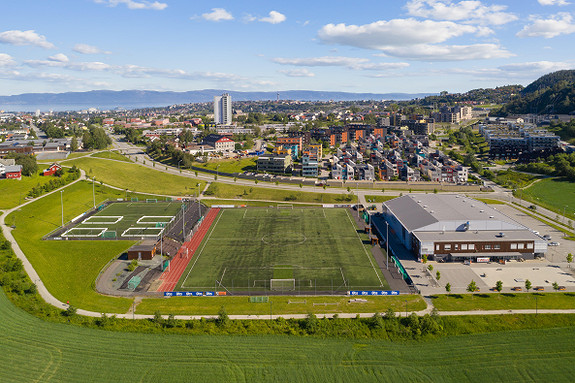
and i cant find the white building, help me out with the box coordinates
[214,93,232,125]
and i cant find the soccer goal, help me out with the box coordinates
[146,198,158,203]
[270,278,296,291]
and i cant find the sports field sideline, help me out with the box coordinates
[176,207,389,293]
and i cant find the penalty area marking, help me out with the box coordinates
[121,227,164,237]
[137,215,175,224]
[62,227,107,238]
[83,215,123,225]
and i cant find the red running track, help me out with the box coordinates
[157,208,220,292]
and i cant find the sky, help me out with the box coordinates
[0,0,574,96]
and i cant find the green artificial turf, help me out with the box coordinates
[177,208,388,293]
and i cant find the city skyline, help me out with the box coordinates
[0,0,574,96]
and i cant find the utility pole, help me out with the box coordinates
[181,203,185,242]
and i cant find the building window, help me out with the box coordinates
[468,244,475,250]
[454,244,459,250]
[511,243,518,250]
[527,243,533,249]
[494,244,501,250]
[461,244,468,250]
[485,244,491,250]
[435,244,440,251]
[444,244,451,250]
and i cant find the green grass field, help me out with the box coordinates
[137,294,425,315]
[68,157,207,196]
[206,182,357,204]
[2,288,575,382]
[193,157,257,173]
[178,208,388,293]
[522,178,575,220]
[0,172,59,209]
[90,150,132,162]
[64,201,181,239]
[432,292,575,311]
[364,195,397,203]
[6,181,147,313]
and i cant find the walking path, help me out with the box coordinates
[4,151,575,320]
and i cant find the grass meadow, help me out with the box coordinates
[206,182,357,204]
[193,157,257,173]
[177,208,387,293]
[432,292,575,311]
[68,157,207,196]
[90,150,133,162]
[0,172,58,209]
[6,181,144,313]
[2,288,575,382]
[521,178,575,220]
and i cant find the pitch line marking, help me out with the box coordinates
[181,209,224,289]
[345,209,384,287]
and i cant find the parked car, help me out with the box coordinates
[549,242,559,246]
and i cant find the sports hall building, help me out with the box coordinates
[380,194,547,262]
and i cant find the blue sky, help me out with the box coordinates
[0,0,574,96]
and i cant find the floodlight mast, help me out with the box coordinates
[60,190,64,227]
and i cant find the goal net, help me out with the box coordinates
[270,278,296,291]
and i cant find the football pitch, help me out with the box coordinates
[177,208,389,293]
[61,201,182,239]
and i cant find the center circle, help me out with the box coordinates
[262,232,306,246]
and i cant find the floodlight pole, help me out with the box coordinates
[182,203,185,242]
[92,177,96,209]
[386,221,389,270]
[60,190,64,227]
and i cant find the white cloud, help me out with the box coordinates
[0,30,55,49]
[0,53,16,66]
[405,0,518,25]
[73,43,111,55]
[318,18,513,61]
[48,53,69,63]
[374,43,513,61]
[260,11,286,24]
[498,61,572,73]
[278,69,315,77]
[25,59,112,72]
[538,0,570,6]
[202,8,234,22]
[273,56,410,70]
[318,19,480,49]
[517,12,575,38]
[95,0,167,10]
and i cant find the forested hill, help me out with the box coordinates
[494,70,575,115]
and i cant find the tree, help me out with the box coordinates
[435,271,441,281]
[495,280,503,293]
[216,306,229,327]
[445,282,451,294]
[7,153,38,176]
[553,281,560,291]
[467,280,478,293]
[71,136,79,152]
[567,253,573,268]
[525,279,532,293]
[422,254,428,264]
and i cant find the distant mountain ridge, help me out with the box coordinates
[0,89,434,111]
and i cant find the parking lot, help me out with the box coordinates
[398,204,575,295]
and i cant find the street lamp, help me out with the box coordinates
[178,159,183,172]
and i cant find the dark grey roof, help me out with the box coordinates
[384,195,438,231]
